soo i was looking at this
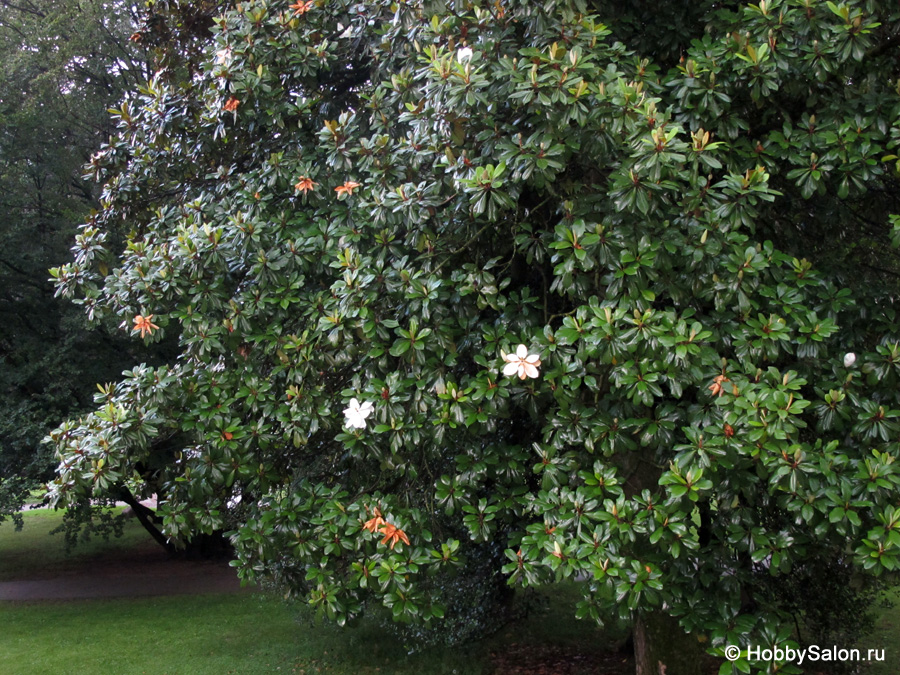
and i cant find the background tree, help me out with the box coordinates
[47,0,900,671]
[0,0,151,524]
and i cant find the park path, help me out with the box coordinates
[0,556,246,601]
[3,499,250,602]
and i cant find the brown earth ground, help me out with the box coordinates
[0,536,245,601]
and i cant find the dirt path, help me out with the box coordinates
[0,553,248,601]
[3,498,252,602]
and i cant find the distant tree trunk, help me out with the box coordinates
[116,488,176,555]
[634,610,704,675]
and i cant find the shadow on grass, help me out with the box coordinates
[279,583,633,675]
[0,510,634,674]
[0,508,162,582]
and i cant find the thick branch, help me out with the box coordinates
[116,487,175,555]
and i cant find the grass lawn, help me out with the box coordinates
[864,588,900,675]
[0,589,632,675]
[0,510,627,675]
[0,507,158,581]
[0,585,623,675]
[0,594,309,675]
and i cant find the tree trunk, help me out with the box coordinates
[633,610,705,675]
[117,488,232,559]
[116,489,176,555]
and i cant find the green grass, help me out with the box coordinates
[0,594,307,675]
[0,589,625,675]
[863,588,900,675]
[0,508,157,581]
[0,510,625,675]
[24,487,48,505]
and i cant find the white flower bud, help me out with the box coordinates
[343,398,374,429]
[843,352,856,368]
[457,47,473,62]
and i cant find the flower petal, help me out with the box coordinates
[516,344,528,359]
[522,362,540,379]
[503,362,520,376]
[524,354,541,364]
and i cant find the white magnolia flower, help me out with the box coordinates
[502,344,541,380]
[844,352,857,368]
[343,398,374,429]
[215,48,232,65]
[456,46,473,62]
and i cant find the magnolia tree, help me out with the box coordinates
[48,0,900,672]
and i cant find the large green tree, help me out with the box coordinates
[0,0,154,523]
[47,0,900,671]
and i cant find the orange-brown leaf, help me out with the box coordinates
[334,180,361,197]
[289,0,314,15]
[294,176,317,193]
[378,523,410,549]
[132,314,159,338]
[708,374,729,397]
[362,507,385,533]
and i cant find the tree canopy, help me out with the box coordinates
[47,0,900,671]
[0,0,150,523]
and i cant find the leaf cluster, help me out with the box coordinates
[46,0,900,667]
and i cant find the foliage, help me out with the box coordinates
[774,552,885,660]
[47,0,900,670]
[0,0,150,525]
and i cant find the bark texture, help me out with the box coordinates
[634,610,705,675]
